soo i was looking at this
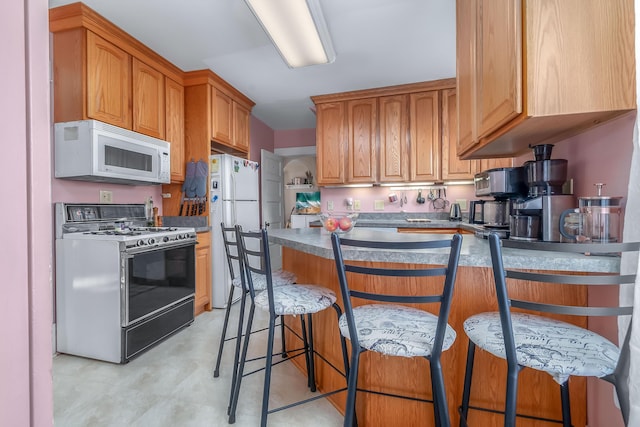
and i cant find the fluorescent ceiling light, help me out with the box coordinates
[244,0,336,68]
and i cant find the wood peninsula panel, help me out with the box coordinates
[282,247,587,427]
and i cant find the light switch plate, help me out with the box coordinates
[374,200,385,210]
[354,200,361,210]
[327,200,334,211]
[456,199,467,210]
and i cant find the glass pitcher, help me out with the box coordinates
[559,183,623,243]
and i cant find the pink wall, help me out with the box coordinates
[274,128,316,148]
[51,179,163,208]
[250,115,275,162]
[2,0,54,425]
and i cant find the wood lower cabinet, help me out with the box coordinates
[195,231,212,315]
[456,0,635,159]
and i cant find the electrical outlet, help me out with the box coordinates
[100,190,113,204]
[354,200,361,210]
[374,200,385,211]
[456,199,467,210]
[327,200,334,211]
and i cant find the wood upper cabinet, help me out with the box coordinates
[165,77,185,182]
[479,157,513,171]
[233,102,251,152]
[347,98,377,184]
[211,87,233,145]
[379,95,409,182]
[316,102,346,185]
[409,91,440,182]
[209,85,252,152]
[457,0,636,159]
[132,58,165,139]
[194,231,212,315]
[441,89,479,180]
[50,3,185,142]
[85,31,132,128]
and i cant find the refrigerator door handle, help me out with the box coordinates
[230,173,237,224]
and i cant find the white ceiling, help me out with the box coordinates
[48,0,457,130]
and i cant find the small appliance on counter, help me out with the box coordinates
[559,183,623,243]
[510,144,574,241]
[471,167,527,239]
[449,203,462,221]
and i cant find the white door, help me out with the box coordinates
[260,149,285,270]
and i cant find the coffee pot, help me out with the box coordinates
[559,183,623,243]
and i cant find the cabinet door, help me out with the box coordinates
[347,98,377,183]
[132,58,165,139]
[165,77,185,182]
[234,102,250,152]
[409,91,440,182]
[441,89,479,180]
[316,102,346,185]
[195,232,211,315]
[476,0,522,139]
[211,87,233,145]
[86,31,132,129]
[456,0,477,154]
[479,158,513,171]
[379,95,409,182]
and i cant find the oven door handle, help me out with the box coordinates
[125,241,196,255]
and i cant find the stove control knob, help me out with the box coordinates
[178,233,185,240]
[148,238,155,245]
[163,236,170,243]
[137,239,146,247]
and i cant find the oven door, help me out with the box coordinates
[121,241,196,326]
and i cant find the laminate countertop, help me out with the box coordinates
[268,228,620,273]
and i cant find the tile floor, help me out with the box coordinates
[53,307,344,426]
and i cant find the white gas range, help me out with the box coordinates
[55,203,197,363]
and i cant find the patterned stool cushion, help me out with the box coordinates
[232,269,297,291]
[464,312,620,384]
[338,304,457,358]
[255,284,336,315]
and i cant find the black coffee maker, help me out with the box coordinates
[511,144,575,241]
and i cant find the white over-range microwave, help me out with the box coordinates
[55,119,171,185]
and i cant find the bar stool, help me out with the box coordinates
[459,234,639,427]
[331,232,463,427]
[213,223,296,414]
[230,226,349,426]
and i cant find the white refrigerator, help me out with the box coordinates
[209,154,260,308]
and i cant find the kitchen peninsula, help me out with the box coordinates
[269,228,618,426]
